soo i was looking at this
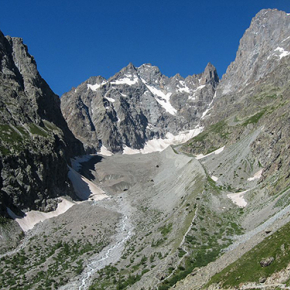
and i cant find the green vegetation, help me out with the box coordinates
[158,177,244,290]
[0,239,106,289]
[188,120,228,144]
[151,238,165,247]
[0,124,29,155]
[242,109,266,126]
[207,221,290,288]
[0,121,61,156]
[0,217,9,225]
[43,120,60,132]
[159,223,173,237]
[89,260,152,290]
[184,120,229,155]
[28,123,48,137]
[178,248,186,258]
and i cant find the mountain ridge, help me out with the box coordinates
[61,62,219,153]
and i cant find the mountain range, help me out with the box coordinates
[61,62,218,153]
[0,8,290,290]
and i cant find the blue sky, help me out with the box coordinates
[1,0,290,96]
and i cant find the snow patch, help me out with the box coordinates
[178,84,205,95]
[8,156,108,232]
[147,123,155,130]
[196,146,225,160]
[282,36,290,43]
[214,146,225,154]
[197,85,205,90]
[99,145,113,156]
[211,176,218,182]
[105,97,115,103]
[122,146,141,155]
[111,77,138,86]
[227,190,248,208]
[247,169,263,181]
[275,47,290,59]
[177,86,190,93]
[141,79,176,115]
[268,47,290,60]
[188,94,196,101]
[7,198,75,232]
[155,95,176,115]
[87,81,106,91]
[201,98,214,119]
[123,127,203,155]
[68,167,108,201]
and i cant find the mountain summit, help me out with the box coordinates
[61,63,219,153]
[218,9,290,96]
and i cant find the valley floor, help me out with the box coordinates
[2,144,290,290]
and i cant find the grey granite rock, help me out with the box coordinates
[216,9,290,97]
[61,62,219,153]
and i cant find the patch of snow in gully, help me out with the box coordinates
[87,81,107,91]
[111,77,138,86]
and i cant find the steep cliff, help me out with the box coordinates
[183,9,290,196]
[176,9,290,289]
[0,31,84,217]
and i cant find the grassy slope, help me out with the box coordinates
[207,221,290,288]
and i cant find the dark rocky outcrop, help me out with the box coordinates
[260,257,275,267]
[0,31,84,217]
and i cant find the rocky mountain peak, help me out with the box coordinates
[137,63,163,84]
[120,62,137,74]
[87,75,107,85]
[107,62,139,85]
[5,36,38,84]
[61,62,219,153]
[0,30,84,216]
[217,9,290,96]
[200,62,219,86]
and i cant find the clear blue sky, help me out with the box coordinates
[1,0,290,96]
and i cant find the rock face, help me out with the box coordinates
[260,257,275,267]
[0,31,84,217]
[183,9,290,197]
[61,62,218,153]
[174,9,290,290]
[217,9,290,97]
